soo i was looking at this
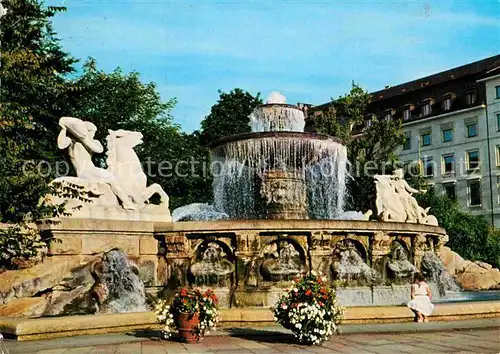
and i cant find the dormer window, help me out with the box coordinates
[442,93,456,112]
[383,108,395,122]
[365,113,376,129]
[421,98,434,117]
[466,91,476,105]
[401,104,413,121]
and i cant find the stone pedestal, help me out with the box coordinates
[259,170,307,219]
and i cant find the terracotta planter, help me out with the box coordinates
[173,312,201,343]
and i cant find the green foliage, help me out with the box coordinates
[0,0,77,222]
[314,83,405,212]
[417,191,499,267]
[199,88,262,146]
[0,224,46,271]
[67,59,209,209]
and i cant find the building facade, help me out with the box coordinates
[309,55,500,227]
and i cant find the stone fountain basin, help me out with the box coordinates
[1,302,499,341]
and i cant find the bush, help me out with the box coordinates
[0,224,47,270]
[416,191,499,267]
[271,272,344,345]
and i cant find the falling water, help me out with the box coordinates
[421,251,461,296]
[249,104,306,132]
[212,135,347,219]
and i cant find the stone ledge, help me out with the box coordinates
[155,219,447,235]
[1,301,498,341]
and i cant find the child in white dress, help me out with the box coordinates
[407,273,434,322]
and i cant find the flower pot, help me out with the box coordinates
[173,312,201,344]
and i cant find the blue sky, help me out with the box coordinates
[50,0,500,132]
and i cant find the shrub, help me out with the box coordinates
[271,272,344,345]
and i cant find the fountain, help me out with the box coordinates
[154,92,455,307]
[211,95,347,220]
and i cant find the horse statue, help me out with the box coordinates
[44,117,171,221]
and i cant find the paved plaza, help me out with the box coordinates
[3,319,499,354]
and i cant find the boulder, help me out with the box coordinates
[0,297,48,318]
[438,246,464,275]
[0,256,98,305]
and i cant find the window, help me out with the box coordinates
[496,85,500,99]
[403,108,411,121]
[466,91,476,105]
[467,123,478,137]
[422,102,432,116]
[442,97,452,111]
[444,184,456,200]
[443,154,455,174]
[421,132,431,146]
[497,146,500,166]
[403,133,411,150]
[467,150,480,170]
[442,128,453,142]
[422,156,434,177]
[468,180,481,206]
[497,113,500,131]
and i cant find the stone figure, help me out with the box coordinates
[44,117,171,221]
[90,249,148,314]
[386,242,417,282]
[190,243,234,285]
[261,242,306,281]
[374,169,438,226]
[331,241,379,286]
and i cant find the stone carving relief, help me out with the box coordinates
[44,117,171,221]
[386,241,417,283]
[260,241,306,281]
[331,240,379,286]
[374,169,438,226]
[189,242,234,286]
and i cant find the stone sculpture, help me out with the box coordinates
[386,242,418,283]
[374,169,438,225]
[261,242,306,281]
[90,249,148,314]
[190,242,234,285]
[44,117,171,221]
[331,240,379,286]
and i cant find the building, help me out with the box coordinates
[309,54,500,227]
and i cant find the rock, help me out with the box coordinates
[0,297,48,318]
[438,246,465,275]
[0,256,98,305]
[474,261,493,270]
[457,271,499,290]
[44,285,96,316]
[90,249,148,314]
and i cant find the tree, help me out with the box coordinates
[0,0,77,222]
[314,83,405,212]
[199,89,263,146]
[417,191,499,267]
[67,59,208,209]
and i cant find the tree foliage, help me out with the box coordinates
[0,0,77,222]
[417,192,500,267]
[314,83,405,212]
[67,59,208,209]
[199,88,262,146]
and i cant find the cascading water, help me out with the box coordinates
[211,93,347,220]
[421,251,461,296]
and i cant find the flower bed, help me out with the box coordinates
[271,272,344,345]
[155,288,220,342]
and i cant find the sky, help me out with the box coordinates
[49,0,500,133]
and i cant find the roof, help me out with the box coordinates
[369,54,500,102]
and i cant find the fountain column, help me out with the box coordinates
[260,170,308,219]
